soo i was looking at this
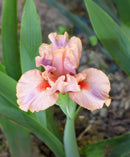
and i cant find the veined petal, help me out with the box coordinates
[69,68,111,111]
[64,47,78,75]
[48,75,67,94]
[27,88,58,112]
[39,43,52,57]
[42,72,80,94]
[69,90,111,111]
[66,74,80,92]
[52,48,64,76]
[68,36,82,65]
[42,71,57,87]
[36,32,82,76]
[16,69,58,112]
[36,55,56,72]
[35,43,56,72]
[48,32,68,50]
[82,68,111,97]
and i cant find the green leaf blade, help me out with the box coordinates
[20,0,42,73]
[0,96,65,157]
[84,0,130,76]
[0,71,63,156]
[20,0,62,140]
[0,62,6,73]
[0,71,17,106]
[0,117,32,157]
[80,133,130,157]
[1,0,21,80]
[113,0,130,27]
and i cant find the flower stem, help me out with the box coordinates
[74,106,82,120]
[64,117,80,157]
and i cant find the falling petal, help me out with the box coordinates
[16,69,58,112]
[69,68,111,111]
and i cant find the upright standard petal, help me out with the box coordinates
[35,32,82,76]
[35,44,56,72]
[52,48,65,76]
[16,69,58,112]
[64,47,78,75]
[49,32,82,70]
[52,47,78,75]
[69,68,111,111]
[68,36,82,66]
[48,32,68,49]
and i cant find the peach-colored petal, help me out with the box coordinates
[49,32,82,68]
[42,72,80,94]
[64,47,78,75]
[69,90,108,111]
[75,72,87,83]
[52,48,64,76]
[49,74,81,94]
[35,43,56,72]
[36,32,82,76]
[68,36,82,66]
[39,43,52,57]
[48,32,68,50]
[16,69,58,112]
[69,68,111,111]
[42,71,57,87]
[82,68,111,98]
[48,75,67,94]
[26,88,58,112]
[65,74,80,92]
[36,55,56,72]
[105,98,111,107]
[52,47,78,75]
[42,71,68,94]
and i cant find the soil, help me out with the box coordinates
[0,0,130,156]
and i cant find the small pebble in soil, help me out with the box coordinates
[100,108,108,118]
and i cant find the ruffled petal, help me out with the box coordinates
[82,68,111,98]
[64,47,78,75]
[48,32,68,50]
[39,43,52,57]
[16,69,58,112]
[42,71,67,94]
[35,43,56,72]
[68,36,82,66]
[36,32,82,76]
[65,74,80,92]
[69,68,111,111]
[49,74,81,94]
[69,90,110,111]
[42,72,80,94]
[42,71,57,87]
[52,47,79,75]
[48,75,67,94]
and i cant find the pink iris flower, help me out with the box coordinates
[16,32,111,112]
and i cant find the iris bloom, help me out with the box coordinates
[16,32,111,112]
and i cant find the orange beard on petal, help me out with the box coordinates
[37,82,51,92]
[78,81,90,90]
